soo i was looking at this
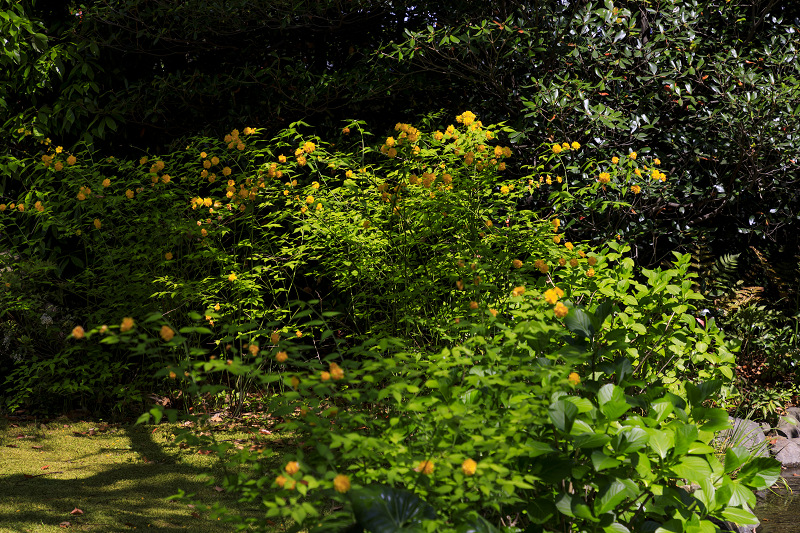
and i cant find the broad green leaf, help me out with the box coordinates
[549,399,578,433]
[349,485,436,533]
[564,306,595,339]
[595,479,635,515]
[720,507,758,525]
[591,450,621,472]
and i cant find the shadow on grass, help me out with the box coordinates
[0,422,270,532]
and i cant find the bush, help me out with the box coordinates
[1,113,779,530]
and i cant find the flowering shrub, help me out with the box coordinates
[0,113,779,531]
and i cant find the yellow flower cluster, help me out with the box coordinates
[456,111,477,126]
[77,186,92,201]
[415,460,434,475]
[544,287,565,305]
[598,172,611,184]
[462,458,477,476]
[224,129,245,150]
[333,474,351,493]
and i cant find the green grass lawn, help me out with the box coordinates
[0,415,284,532]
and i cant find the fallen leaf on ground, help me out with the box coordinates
[214,486,224,492]
[59,521,71,528]
[32,445,43,449]
[70,508,84,515]
[41,465,49,470]
[6,444,18,448]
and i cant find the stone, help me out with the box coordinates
[776,407,800,438]
[770,436,800,467]
[718,417,769,457]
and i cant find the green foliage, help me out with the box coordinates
[0,112,781,531]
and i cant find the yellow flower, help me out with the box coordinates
[552,144,562,154]
[321,371,331,381]
[54,161,63,171]
[631,185,641,194]
[500,185,509,195]
[628,152,637,160]
[387,147,397,158]
[0,204,5,211]
[588,256,597,266]
[275,351,288,363]
[65,155,76,165]
[553,235,561,244]
[654,158,661,165]
[222,167,231,176]
[297,155,307,166]
[462,459,477,476]
[249,344,259,356]
[71,326,85,339]
[54,146,63,154]
[512,286,526,297]
[342,127,350,135]
[562,142,570,150]
[77,192,86,201]
[306,195,315,204]
[611,156,619,164]
[598,172,611,184]
[17,204,24,212]
[164,252,173,260]
[203,160,212,169]
[586,268,595,277]
[200,152,207,159]
[125,189,134,199]
[544,289,560,305]
[634,168,642,177]
[329,362,344,380]
[512,259,523,269]
[120,317,135,332]
[296,330,303,338]
[211,156,220,166]
[93,219,101,229]
[140,156,148,165]
[415,460,434,475]
[554,302,569,318]
[571,141,581,150]
[275,475,287,488]
[489,309,498,317]
[333,474,351,493]
[285,461,300,475]
[303,141,316,154]
[312,181,320,189]
[316,203,323,211]
[160,325,175,341]
[228,273,237,281]
[568,372,581,385]
[35,201,44,212]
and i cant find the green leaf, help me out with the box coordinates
[591,450,621,472]
[350,485,436,533]
[564,306,595,339]
[723,447,750,474]
[737,457,781,490]
[646,429,674,459]
[612,427,649,453]
[595,479,635,515]
[720,507,758,525]
[455,515,501,533]
[549,399,578,433]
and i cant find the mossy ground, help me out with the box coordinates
[0,416,285,532]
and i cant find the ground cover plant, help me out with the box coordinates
[0,112,783,531]
[0,416,277,532]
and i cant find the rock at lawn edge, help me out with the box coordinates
[719,417,769,457]
[770,437,800,467]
